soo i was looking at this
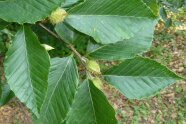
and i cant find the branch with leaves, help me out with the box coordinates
[0,0,184,124]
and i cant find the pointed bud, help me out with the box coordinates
[87,60,101,74]
[92,77,103,90]
[41,44,54,51]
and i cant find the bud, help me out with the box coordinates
[92,77,103,90]
[41,44,54,51]
[87,60,101,74]
[49,8,67,24]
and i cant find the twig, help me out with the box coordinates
[39,23,86,65]
[67,44,86,65]
[39,23,59,40]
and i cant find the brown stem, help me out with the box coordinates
[39,23,86,65]
[67,44,86,65]
[39,23,59,40]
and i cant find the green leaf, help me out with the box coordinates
[40,56,79,124]
[143,0,160,16]
[55,22,90,54]
[0,0,64,24]
[160,7,168,21]
[66,80,117,124]
[62,0,82,8]
[0,41,6,54]
[87,20,157,60]
[55,22,87,43]
[4,26,50,116]
[104,57,183,99]
[0,83,14,106]
[66,0,157,44]
[165,18,172,28]
[0,19,9,30]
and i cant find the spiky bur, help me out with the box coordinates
[86,60,101,74]
[49,8,67,24]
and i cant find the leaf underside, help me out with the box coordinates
[66,0,157,44]
[87,19,157,60]
[104,57,182,99]
[55,22,88,43]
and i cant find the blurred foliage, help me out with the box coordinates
[0,83,14,106]
[158,0,186,12]
[158,0,186,27]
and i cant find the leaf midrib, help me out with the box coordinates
[88,82,98,124]
[68,15,156,19]
[43,58,71,117]
[104,75,180,79]
[22,27,37,111]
